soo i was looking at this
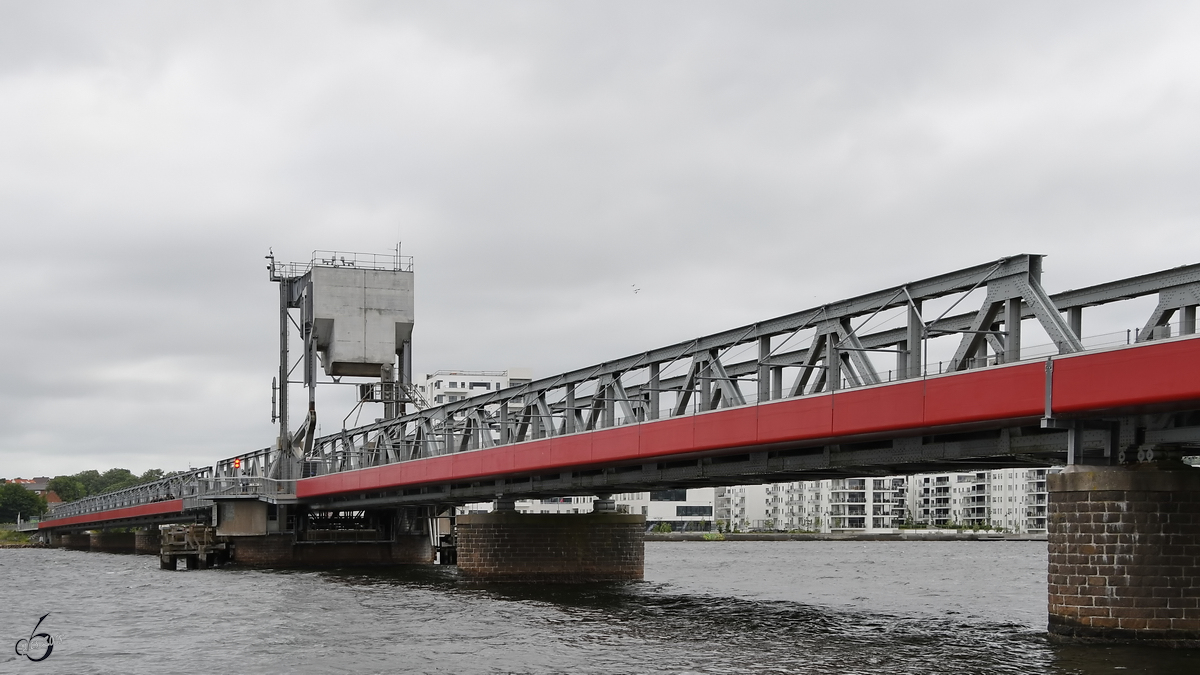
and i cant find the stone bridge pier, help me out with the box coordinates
[135,527,162,554]
[1048,465,1200,647]
[455,498,645,582]
[60,532,92,550]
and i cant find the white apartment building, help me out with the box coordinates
[904,468,1057,532]
[726,483,771,530]
[722,467,1059,534]
[828,477,907,532]
[414,368,533,405]
[723,478,905,533]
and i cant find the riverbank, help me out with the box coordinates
[645,531,1047,542]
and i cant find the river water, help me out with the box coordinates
[1,541,1197,674]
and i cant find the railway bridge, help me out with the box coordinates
[38,252,1200,646]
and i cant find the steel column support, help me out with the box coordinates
[698,355,712,412]
[1067,422,1082,465]
[602,378,616,428]
[399,340,413,416]
[498,400,510,445]
[1005,298,1022,364]
[1068,307,1083,339]
[757,336,771,403]
[826,331,840,392]
[648,363,660,420]
[277,276,290,479]
[565,384,577,432]
[382,363,396,420]
[906,300,923,379]
[974,340,988,369]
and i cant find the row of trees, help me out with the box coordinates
[46,468,170,502]
[0,468,174,523]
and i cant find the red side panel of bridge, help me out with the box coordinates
[756,394,833,444]
[694,405,760,451]
[39,499,184,529]
[924,363,1045,426]
[832,380,925,436]
[1051,339,1200,414]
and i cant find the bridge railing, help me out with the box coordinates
[45,467,213,521]
[195,476,295,499]
[270,249,414,278]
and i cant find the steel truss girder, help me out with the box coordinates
[282,255,1200,479]
[46,255,1200,521]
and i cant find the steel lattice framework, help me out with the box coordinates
[44,253,1200,523]
[296,254,1199,473]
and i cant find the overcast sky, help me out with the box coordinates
[2,1,1199,478]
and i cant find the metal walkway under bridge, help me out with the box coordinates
[41,253,1200,531]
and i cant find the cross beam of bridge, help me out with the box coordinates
[43,253,1200,527]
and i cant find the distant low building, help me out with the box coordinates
[462,489,717,532]
[414,368,533,405]
[8,477,49,492]
[3,476,60,505]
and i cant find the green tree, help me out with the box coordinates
[74,469,103,495]
[48,467,172,504]
[98,468,137,493]
[0,483,47,522]
[47,476,87,502]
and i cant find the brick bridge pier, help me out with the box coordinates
[455,498,645,582]
[1048,465,1200,647]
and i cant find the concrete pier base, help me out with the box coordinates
[135,528,161,555]
[61,533,92,550]
[90,531,136,553]
[1048,466,1200,647]
[228,534,434,567]
[455,512,645,582]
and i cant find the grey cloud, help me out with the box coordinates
[2,1,1199,477]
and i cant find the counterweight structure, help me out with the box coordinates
[267,250,415,483]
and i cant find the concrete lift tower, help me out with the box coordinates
[266,249,415,484]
